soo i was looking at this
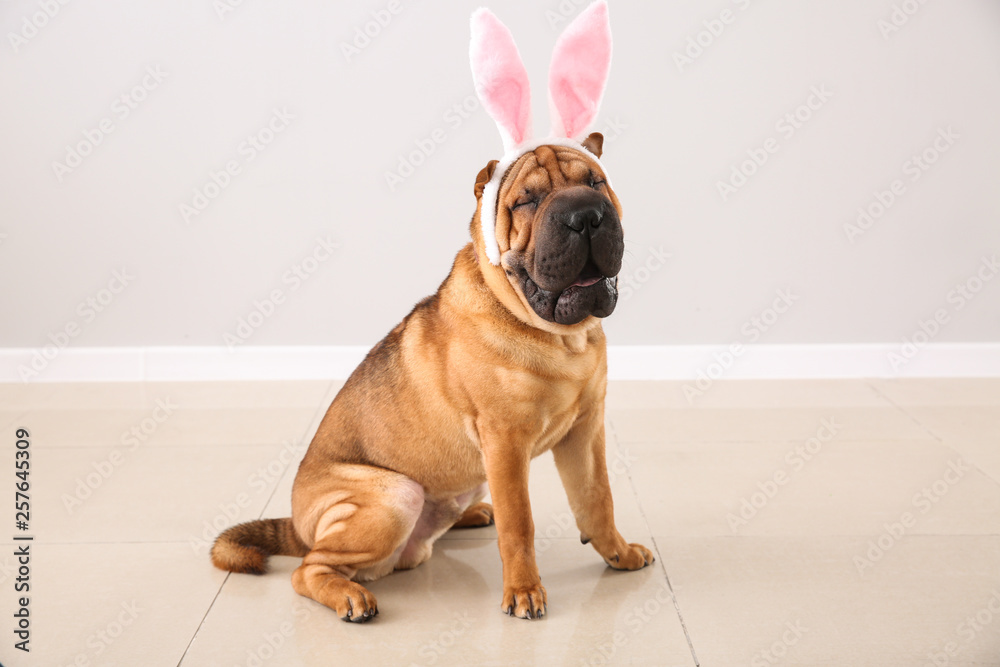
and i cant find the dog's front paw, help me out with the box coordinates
[501,582,547,619]
[604,542,654,570]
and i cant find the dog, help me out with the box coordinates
[211,1,652,622]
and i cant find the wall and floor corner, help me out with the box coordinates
[2,344,1000,383]
[1,1,998,381]
[3,5,1000,667]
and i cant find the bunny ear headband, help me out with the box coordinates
[470,0,613,265]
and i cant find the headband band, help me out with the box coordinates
[479,137,613,265]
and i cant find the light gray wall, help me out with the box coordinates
[1,0,998,349]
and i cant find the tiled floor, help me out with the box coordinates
[0,379,998,666]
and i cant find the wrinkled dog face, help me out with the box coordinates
[494,140,624,326]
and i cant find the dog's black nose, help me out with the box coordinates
[564,205,602,232]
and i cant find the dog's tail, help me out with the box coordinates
[211,518,310,574]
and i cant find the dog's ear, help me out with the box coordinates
[548,1,612,140]
[474,160,499,199]
[470,9,533,152]
[581,132,604,158]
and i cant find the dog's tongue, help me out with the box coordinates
[572,276,602,288]
[570,260,603,288]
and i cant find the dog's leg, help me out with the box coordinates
[451,482,493,528]
[551,408,654,570]
[452,502,494,528]
[290,465,424,622]
[480,433,547,619]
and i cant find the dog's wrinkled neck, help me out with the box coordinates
[560,331,590,354]
[454,241,603,347]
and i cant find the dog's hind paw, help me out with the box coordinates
[452,502,495,528]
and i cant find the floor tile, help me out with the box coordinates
[659,536,1000,667]
[1,382,153,411]
[902,406,1000,443]
[12,406,318,448]
[629,440,1000,538]
[4,380,337,411]
[0,383,57,411]
[0,542,226,667]
[2,377,997,667]
[871,378,1000,407]
[182,539,695,666]
[898,405,1000,484]
[12,444,298,546]
[26,382,153,411]
[609,406,933,444]
[0,410,27,434]
[939,438,1000,485]
[136,380,337,410]
[607,379,889,410]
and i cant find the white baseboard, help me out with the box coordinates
[1,344,998,383]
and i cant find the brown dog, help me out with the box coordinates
[211,133,653,621]
[213,0,651,621]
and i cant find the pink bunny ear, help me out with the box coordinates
[548,1,612,139]
[470,8,533,152]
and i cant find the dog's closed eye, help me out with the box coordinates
[511,191,539,211]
